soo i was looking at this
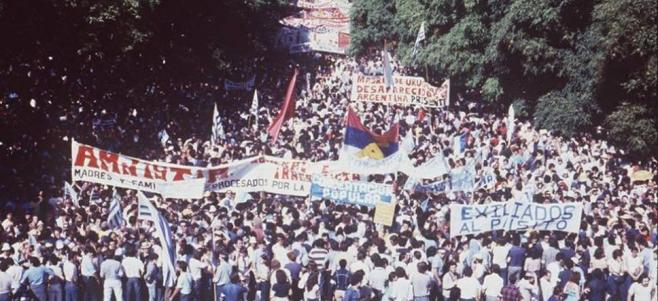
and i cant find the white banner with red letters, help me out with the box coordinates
[71,140,206,199]
[351,75,449,107]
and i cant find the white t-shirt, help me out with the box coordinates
[492,244,511,268]
[187,257,207,281]
[121,257,144,278]
[390,278,414,301]
[411,272,432,297]
[628,282,656,301]
[482,274,504,297]
[457,276,481,299]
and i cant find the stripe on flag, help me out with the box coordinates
[137,192,177,287]
[382,43,394,89]
[107,190,124,229]
[89,187,101,204]
[211,103,225,146]
[251,89,259,130]
[63,181,80,207]
[412,21,426,58]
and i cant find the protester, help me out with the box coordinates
[0,46,656,301]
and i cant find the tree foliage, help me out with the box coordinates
[350,0,657,157]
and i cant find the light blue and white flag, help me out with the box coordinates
[382,43,395,89]
[250,89,259,118]
[158,129,170,146]
[211,103,226,145]
[507,104,515,142]
[63,181,79,207]
[137,192,177,287]
[107,190,124,229]
[411,21,426,58]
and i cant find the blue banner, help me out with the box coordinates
[310,175,393,207]
[414,179,450,193]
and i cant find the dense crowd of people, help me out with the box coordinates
[0,49,657,301]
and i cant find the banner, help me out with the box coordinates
[351,75,449,107]
[449,201,583,237]
[205,156,359,197]
[71,140,206,199]
[203,156,274,194]
[332,150,414,175]
[414,179,450,193]
[405,152,450,179]
[310,175,393,207]
[374,202,396,226]
[224,76,255,91]
[277,3,351,54]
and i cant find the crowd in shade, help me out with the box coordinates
[0,51,657,301]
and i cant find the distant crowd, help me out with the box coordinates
[0,50,656,301]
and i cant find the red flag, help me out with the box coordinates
[416,109,426,123]
[267,68,299,143]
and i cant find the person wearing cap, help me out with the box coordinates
[0,244,12,263]
[20,256,56,301]
[100,250,124,301]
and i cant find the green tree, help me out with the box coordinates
[350,0,657,156]
[604,104,657,158]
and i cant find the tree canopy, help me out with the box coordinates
[350,0,657,158]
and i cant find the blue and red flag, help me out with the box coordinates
[342,107,400,160]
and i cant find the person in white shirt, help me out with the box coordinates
[349,252,371,281]
[627,274,656,301]
[389,267,414,301]
[171,261,194,301]
[492,239,511,285]
[100,251,124,301]
[517,272,539,301]
[121,248,144,301]
[442,261,459,300]
[0,259,13,301]
[456,267,481,301]
[188,251,210,301]
[5,260,24,297]
[410,262,432,301]
[625,247,644,283]
[62,251,79,301]
[214,253,233,300]
[539,270,556,301]
[482,264,504,301]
